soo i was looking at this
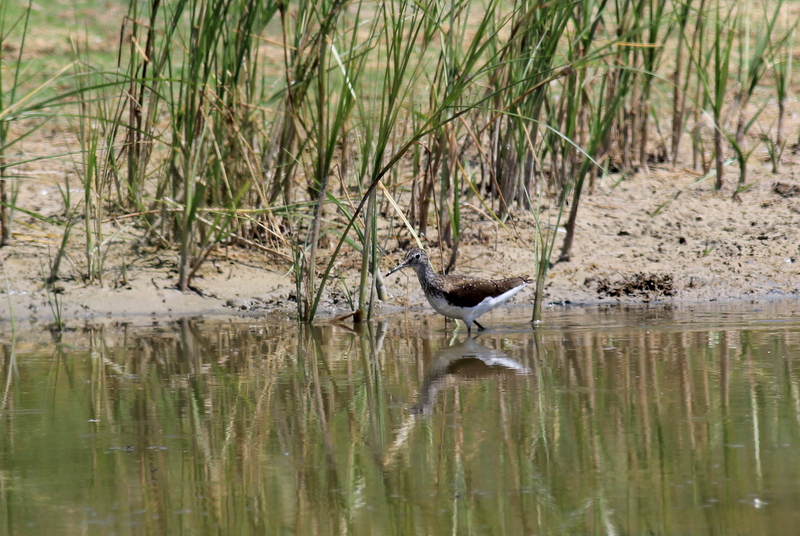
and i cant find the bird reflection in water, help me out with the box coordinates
[412,336,530,415]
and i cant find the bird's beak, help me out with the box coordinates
[386,261,409,277]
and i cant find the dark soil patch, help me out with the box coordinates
[589,273,676,301]
[773,182,800,198]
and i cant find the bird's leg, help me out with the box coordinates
[474,320,486,331]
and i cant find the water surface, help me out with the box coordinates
[2,300,800,535]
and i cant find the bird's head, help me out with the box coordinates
[386,247,429,276]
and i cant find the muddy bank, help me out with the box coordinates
[2,160,799,328]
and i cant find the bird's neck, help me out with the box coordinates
[414,262,441,294]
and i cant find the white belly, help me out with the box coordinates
[425,283,527,326]
[426,294,471,321]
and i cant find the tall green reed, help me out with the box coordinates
[335,0,437,320]
[120,0,164,212]
[170,0,232,291]
[0,3,23,247]
[117,0,279,290]
[637,0,671,172]
[486,0,572,215]
[308,0,512,320]
[670,0,697,164]
[72,38,116,283]
[698,0,735,190]
[553,0,633,262]
[728,0,786,187]
[293,0,367,320]
[766,22,794,173]
[559,65,633,262]
[0,2,80,260]
[476,0,577,319]
[0,2,35,247]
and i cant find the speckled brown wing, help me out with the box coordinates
[439,275,531,308]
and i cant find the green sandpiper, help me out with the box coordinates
[386,247,531,334]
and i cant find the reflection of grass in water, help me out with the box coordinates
[2,313,800,533]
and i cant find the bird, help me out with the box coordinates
[386,247,531,334]
[412,336,530,414]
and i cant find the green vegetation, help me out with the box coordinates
[0,0,796,322]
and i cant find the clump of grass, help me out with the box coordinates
[0,1,29,246]
[765,9,795,174]
[728,0,788,187]
[1,1,41,246]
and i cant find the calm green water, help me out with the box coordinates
[3,300,800,535]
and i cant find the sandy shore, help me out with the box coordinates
[1,159,799,328]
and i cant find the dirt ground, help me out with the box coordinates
[2,149,799,328]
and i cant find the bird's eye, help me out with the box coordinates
[414,254,420,259]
